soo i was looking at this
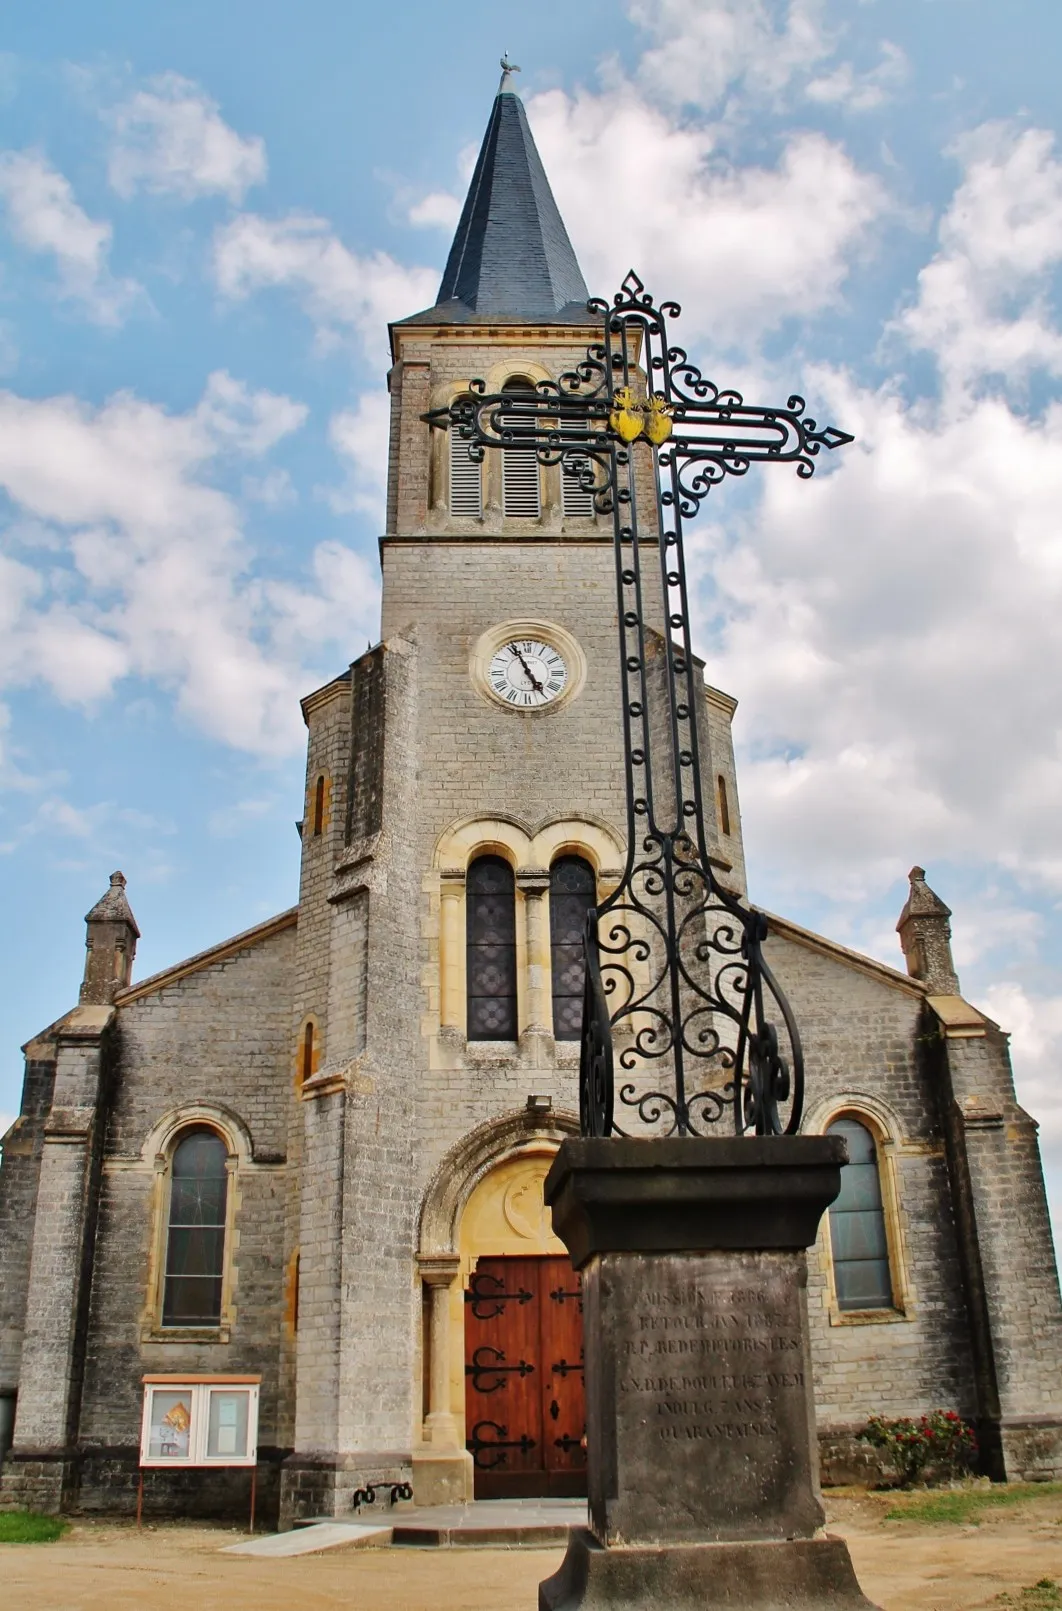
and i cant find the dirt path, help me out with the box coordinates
[4,1491,1062,1610]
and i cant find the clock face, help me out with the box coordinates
[488,638,568,708]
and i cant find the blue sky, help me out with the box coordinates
[1,0,1061,1245]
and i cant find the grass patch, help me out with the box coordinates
[885,1482,1062,1526]
[0,1510,68,1543]
[996,1580,1062,1608]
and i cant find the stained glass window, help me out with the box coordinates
[550,856,596,1040]
[827,1118,893,1311]
[162,1129,229,1327]
[466,856,518,1040]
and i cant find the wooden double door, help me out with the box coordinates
[464,1254,586,1498]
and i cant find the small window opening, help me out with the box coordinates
[312,775,326,837]
[300,1021,316,1086]
[717,775,731,836]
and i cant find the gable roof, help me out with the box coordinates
[394,86,590,330]
[114,907,297,1005]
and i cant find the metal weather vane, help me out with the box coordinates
[424,271,852,1140]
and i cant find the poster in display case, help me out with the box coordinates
[139,1375,260,1467]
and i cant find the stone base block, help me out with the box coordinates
[411,1449,474,1506]
[539,1529,881,1611]
[279,1451,412,1530]
[999,1418,1062,1483]
[0,1451,76,1514]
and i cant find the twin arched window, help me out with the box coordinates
[465,853,596,1041]
[162,1128,229,1328]
[826,1116,894,1312]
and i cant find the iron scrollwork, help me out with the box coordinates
[467,1420,537,1469]
[465,1345,535,1393]
[464,1270,533,1319]
[424,270,852,1140]
[352,1481,413,1511]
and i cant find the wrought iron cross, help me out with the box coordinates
[424,271,853,1140]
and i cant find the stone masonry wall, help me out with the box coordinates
[764,931,978,1481]
[70,923,296,1517]
[0,1054,56,1406]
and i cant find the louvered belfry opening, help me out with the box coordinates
[561,464,594,518]
[550,856,597,1040]
[502,379,542,518]
[466,855,519,1039]
[450,396,483,516]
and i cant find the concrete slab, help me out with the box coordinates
[293,1498,587,1548]
[222,1521,391,1557]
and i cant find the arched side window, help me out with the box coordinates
[826,1117,894,1311]
[501,380,541,518]
[466,855,518,1040]
[162,1128,229,1327]
[450,397,483,516]
[550,856,597,1040]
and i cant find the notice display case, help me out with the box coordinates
[139,1375,260,1468]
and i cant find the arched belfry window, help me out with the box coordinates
[550,856,597,1040]
[162,1128,229,1327]
[826,1117,893,1311]
[466,856,518,1039]
[450,397,483,517]
[501,380,541,518]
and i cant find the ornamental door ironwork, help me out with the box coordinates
[464,1254,586,1499]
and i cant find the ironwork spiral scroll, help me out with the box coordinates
[424,269,852,1138]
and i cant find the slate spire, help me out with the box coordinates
[402,76,590,326]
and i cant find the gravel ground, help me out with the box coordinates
[2,1488,1061,1610]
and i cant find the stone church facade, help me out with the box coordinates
[2,79,1061,1525]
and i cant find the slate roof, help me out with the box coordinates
[394,87,591,329]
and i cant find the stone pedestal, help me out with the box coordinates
[538,1137,880,1611]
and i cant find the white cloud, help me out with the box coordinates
[529,86,885,342]
[694,368,1062,905]
[895,124,1062,395]
[326,391,390,521]
[806,41,908,112]
[213,211,437,360]
[0,375,376,757]
[630,0,834,113]
[108,72,267,202]
[408,191,462,231]
[0,149,139,324]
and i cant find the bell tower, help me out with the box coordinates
[282,70,747,1523]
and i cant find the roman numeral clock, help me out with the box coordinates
[489,638,567,708]
[470,620,586,714]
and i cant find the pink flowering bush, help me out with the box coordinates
[858,1410,978,1487]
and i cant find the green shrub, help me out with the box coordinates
[858,1409,978,1487]
[0,1511,67,1543]
[996,1580,1062,1608]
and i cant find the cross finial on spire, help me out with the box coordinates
[499,53,521,94]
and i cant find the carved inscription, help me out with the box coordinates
[617,1281,804,1449]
